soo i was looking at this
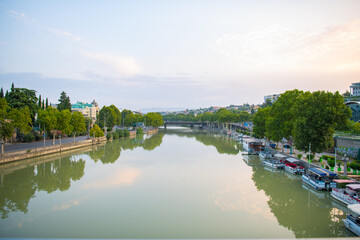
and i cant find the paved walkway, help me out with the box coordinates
[3,136,89,153]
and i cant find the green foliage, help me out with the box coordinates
[109,105,122,126]
[349,162,360,171]
[71,111,86,136]
[323,155,335,160]
[5,84,38,123]
[106,133,112,140]
[136,128,143,134]
[57,91,71,111]
[56,110,73,136]
[252,107,271,139]
[23,132,35,142]
[306,154,315,160]
[112,131,119,139]
[37,107,58,133]
[144,112,164,127]
[116,129,124,138]
[90,124,104,138]
[297,154,302,159]
[327,158,335,168]
[98,106,117,129]
[293,91,351,153]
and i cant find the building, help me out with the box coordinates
[346,101,360,123]
[350,82,360,97]
[91,99,99,115]
[71,101,97,122]
[264,94,280,103]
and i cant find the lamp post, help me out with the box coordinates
[343,154,349,176]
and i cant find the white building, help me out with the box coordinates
[350,82,360,97]
[71,101,97,122]
[264,94,281,103]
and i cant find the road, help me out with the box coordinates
[3,136,90,153]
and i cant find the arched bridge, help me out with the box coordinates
[163,121,205,128]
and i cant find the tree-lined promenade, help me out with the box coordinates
[0,83,163,154]
[252,90,357,155]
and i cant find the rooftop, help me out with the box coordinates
[71,101,95,109]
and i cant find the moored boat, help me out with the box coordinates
[331,180,360,205]
[259,151,273,159]
[263,159,285,169]
[343,204,360,236]
[302,167,337,191]
[284,157,304,175]
[242,138,263,155]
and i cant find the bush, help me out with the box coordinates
[327,158,335,168]
[349,162,360,171]
[106,133,112,140]
[323,155,335,161]
[123,130,130,137]
[325,165,330,170]
[23,132,35,142]
[306,154,315,160]
[297,154,302,159]
[116,129,124,137]
[112,132,119,139]
[136,128,143,135]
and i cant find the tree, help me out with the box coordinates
[56,110,73,136]
[98,106,117,129]
[90,124,104,138]
[0,88,3,98]
[266,90,303,144]
[109,105,122,126]
[37,107,58,145]
[7,107,32,135]
[45,98,49,109]
[71,112,86,141]
[38,95,42,108]
[5,85,38,124]
[57,91,71,111]
[293,91,352,153]
[144,112,163,127]
[252,107,271,139]
[0,99,14,143]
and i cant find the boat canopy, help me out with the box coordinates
[274,153,286,159]
[348,204,360,215]
[308,168,337,177]
[333,179,356,184]
[286,157,299,163]
[347,184,360,190]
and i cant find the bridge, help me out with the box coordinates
[163,121,250,131]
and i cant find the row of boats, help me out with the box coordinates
[230,132,360,236]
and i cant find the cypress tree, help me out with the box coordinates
[38,95,42,107]
[0,88,3,98]
[42,99,45,110]
[46,98,49,109]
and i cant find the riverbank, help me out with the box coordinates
[0,137,106,165]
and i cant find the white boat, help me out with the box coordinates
[242,138,263,155]
[302,167,337,191]
[259,151,273,159]
[284,157,304,175]
[343,204,360,236]
[263,159,285,169]
[331,180,360,205]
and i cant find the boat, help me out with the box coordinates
[284,157,304,175]
[331,180,360,205]
[343,204,360,236]
[242,138,263,155]
[301,167,337,191]
[263,159,285,169]
[273,153,287,163]
[259,151,273,159]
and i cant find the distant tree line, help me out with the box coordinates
[163,109,252,124]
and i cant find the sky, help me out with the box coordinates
[0,0,359,111]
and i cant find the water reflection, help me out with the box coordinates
[251,165,354,238]
[0,156,85,219]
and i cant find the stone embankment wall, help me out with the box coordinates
[145,128,159,135]
[0,137,106,165]
[335,136,360,160]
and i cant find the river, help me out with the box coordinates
[0,127,355,238]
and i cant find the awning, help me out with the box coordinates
[348,204,360,215]
[333,179,356,184]
[274,153,286,159]
[286,157,299,163]
[347,184,360,190]
[309,168,337,177]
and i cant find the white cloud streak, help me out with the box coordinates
[215,19,360,73]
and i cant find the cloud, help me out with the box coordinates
[9,10,28,20]
[215,19,360,73]
[53,199,80,211]
[43,26,85,44]
[83,168,140,189]
[84,52,141,77]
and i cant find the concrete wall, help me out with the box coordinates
[0,137,106,165]
[336,136,360,159]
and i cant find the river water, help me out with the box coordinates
[0,127,355,238]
